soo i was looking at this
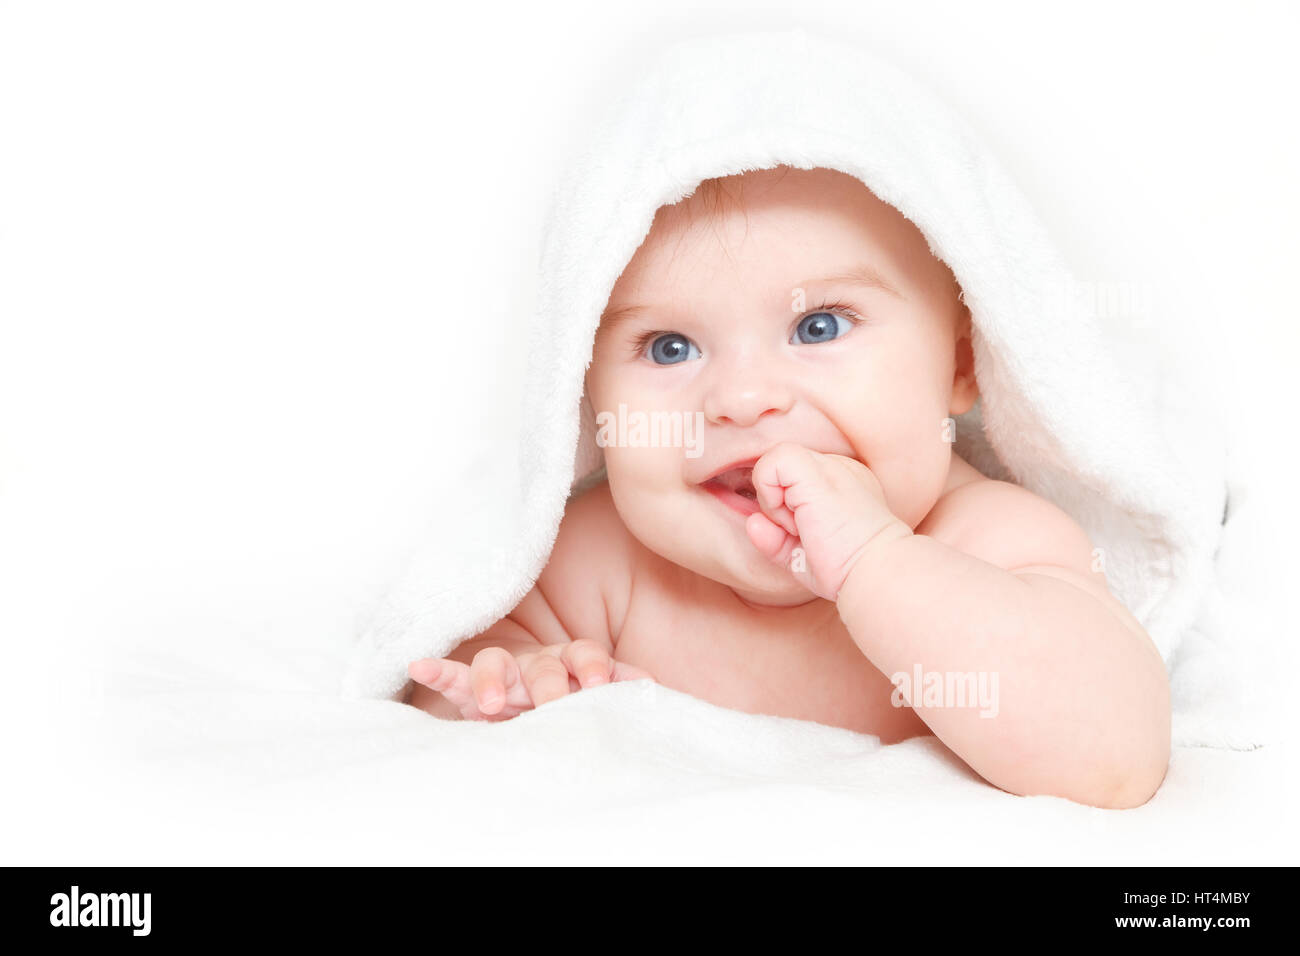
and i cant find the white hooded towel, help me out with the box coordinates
[341,29,1231,746]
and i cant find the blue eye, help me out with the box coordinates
[792,311,852,345]
[645,333,701,365]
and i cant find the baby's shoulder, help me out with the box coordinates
[531,477,638,646]
[552,476,639,567]
[917,471,1100,581]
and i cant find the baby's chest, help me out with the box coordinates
[611,590,922,739]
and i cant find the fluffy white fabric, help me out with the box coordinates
[49,442,1281,862]
[84,629,1290,864]
[7,7,1294,872]
[340,29,1253,751]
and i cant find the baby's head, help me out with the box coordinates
[586,165,977,604]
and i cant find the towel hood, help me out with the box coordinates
[343,28,1226,702]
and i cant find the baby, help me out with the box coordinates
[405,166,1171,809]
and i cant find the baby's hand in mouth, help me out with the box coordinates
[744,443,912,602]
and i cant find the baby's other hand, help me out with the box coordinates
[407,639,654,722]
[745,443,912,602]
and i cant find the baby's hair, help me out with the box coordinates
[608,165,972,334]
[661,167,797,271]
[682,165,796,226]
[685,176,744,222]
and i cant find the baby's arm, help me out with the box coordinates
[836,480,1169,809]
[746,444,1169,810]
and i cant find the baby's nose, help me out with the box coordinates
[702,368,794,427]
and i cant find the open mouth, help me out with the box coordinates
[701,463,760,517]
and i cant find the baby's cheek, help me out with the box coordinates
[850,401,953,525]
[883,441,954,526]
[584,351,638,414]
[604,450,684,521]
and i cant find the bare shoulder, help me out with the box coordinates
[520,477,637,652]
[917,467,1100,582]
[916,467,1152,637]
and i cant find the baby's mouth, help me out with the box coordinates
[707,466,757,499]
[701,465,760,517]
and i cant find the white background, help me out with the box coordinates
[2,0,1297,861]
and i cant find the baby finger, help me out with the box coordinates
[519,651,577,708]
[408,658,476,715]
[470,646,522,716]
[560,638,614,689]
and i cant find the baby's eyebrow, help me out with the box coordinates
[802,264,906,300]
[598,264,905,331]
[596,303,650,334]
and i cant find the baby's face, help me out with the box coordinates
[586,166,977,605]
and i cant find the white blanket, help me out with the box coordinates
[44,502,1294,864]
[3,21,1290,866]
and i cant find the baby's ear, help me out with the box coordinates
[949,305,979,416]
[574,388,605,482]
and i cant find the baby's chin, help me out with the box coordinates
[720,571,818,607]
[621,483,820,602]
[655,526,817,604]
